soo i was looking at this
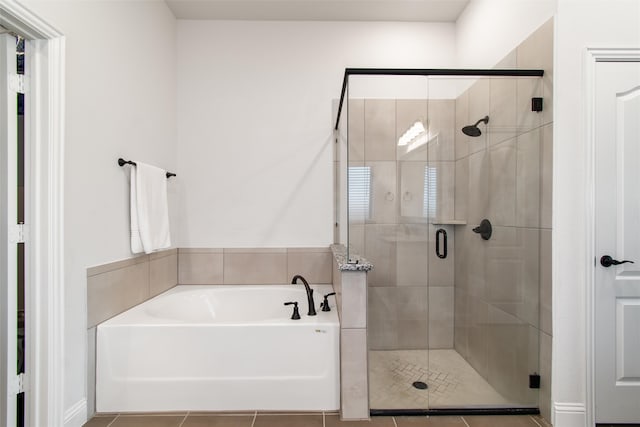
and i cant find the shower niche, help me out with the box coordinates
[335,68,549,413]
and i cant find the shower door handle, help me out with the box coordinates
[436,229,447,259]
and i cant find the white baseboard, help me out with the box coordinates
[553,402,587,427]
[64,399,87,427]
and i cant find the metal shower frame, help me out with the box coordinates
[334,68,545,131]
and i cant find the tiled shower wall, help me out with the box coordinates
[348,98,457,351]
[453,19,553,418]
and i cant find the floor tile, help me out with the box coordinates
[325,414,395,426]
[253,414,323,427]
[395,416,467,426]
[182,415,254,427]
[109,415,185,427]
[463,415,540,427]
[83,416,116,427]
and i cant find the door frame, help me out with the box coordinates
[585,46,640,427]
[0,1,65,426]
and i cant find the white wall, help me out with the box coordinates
[554,1,640,425]
[456,0,555,68]
[176,21,456,247]
[18,0,177,418]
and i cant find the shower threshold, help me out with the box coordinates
[370,408,540,417]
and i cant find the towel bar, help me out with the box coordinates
[118,158,176,178]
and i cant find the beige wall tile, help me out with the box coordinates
[223,248,286,253]
[466,226,487,300]
[454,288,469,358]
[87,261,149,327]
[398,160,426,218]
[150,253,177,296]
[540,229,552,335]
[455,89,470,160]
[516,129,541,228]
[396,224,428,287]
[467,79,490,155]
[87,254,148,277]
[178,252,224,284]
[364,99,396,161]
[466,297,489,379]
[467,150,489,226]
[429,286,454,349]
[341,271,367,328]
[396,286,428,320]
[541,123,553,229]
[488,139,516,227]
[431,161,455,221]
[224,252,287,284]
[397,99,428,162]
[428,99,456,162]
[397,318,429,350]
[287,250,332,284]
[455,157,469,222]
[368,287,398,350]
[454,226,469,292]
[149,248,178,260]
[349,99,365,163]
[368,161,397,224]
[178,248,223,253]
[486,308,539,405]
[340,329,369,420]
[516,78,543,136]
[364,224,397,287]
[488,77,517,146]
[486,227,540,327]
[518,18,554,127]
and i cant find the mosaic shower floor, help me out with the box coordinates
[369,349,512,409]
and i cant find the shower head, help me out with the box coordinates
[462,116,490,137]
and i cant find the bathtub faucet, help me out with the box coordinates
[291,275,317,316]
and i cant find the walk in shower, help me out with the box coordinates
[334,65,550,414]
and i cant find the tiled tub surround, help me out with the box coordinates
[87,247,333,418]
[96,284,340,412]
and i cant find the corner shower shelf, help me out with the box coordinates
[430,219,467,225]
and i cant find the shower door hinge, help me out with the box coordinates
[11,373,26,395]
[9,73,28,94]
[9,222,26,244]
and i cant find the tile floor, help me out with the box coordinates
[369,350,517,409]
[84,413,552,427]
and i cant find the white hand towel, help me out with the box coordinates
[130,162,171,254]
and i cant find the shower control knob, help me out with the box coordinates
[600,255,634,268]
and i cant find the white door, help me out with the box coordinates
[594,60,640,424]
[0,32,19,427]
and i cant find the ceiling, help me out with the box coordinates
[164,0,470,22]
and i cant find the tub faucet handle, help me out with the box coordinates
[284,302,301,320]
[320,292,336,312]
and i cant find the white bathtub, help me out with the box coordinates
[96,284,340,413]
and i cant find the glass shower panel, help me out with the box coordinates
[347,75,432,410]
[429,75,543,409]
